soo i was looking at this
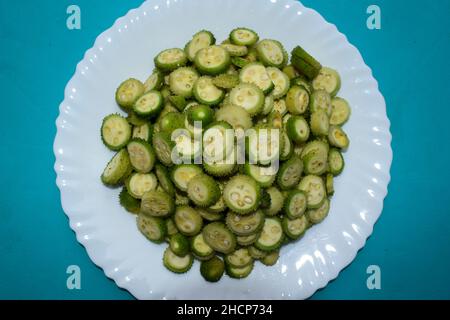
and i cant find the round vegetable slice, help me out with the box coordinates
[303,151,328,176]
[310,110,330,137]
[326,173,334,196]
[174,206,203,236]
[115,78,144,109]
[169,233,190,257]
[229,83,265,116]
[185,30,216,62]
[244,163,277,188]
[200,256,225,282]
[141,189,175,217]
[239,63,274,94]
[226,261,254,279]
[223,175,261,215]
[169,67,199,98]
[328,148,345,176]
[297,175,326,209]
[194,45,231,75]
[330,97,351,126]
[286,85,309,115]
[310,89,332,116]
[197,208,223,221]
[215,104,253,130]
[193,76,224,106]
[191,232,214,258]
[225,248,253,268]
[282,215,308,240]
[221,44,248,57]
[144,70,164,92]
[170,164,202,192]
[133,90,163,118]
[261,250,280,266]
[137,214,167,243]
[132,122,152,142]
[101,149,132,186]
[202,121,234,163]
[277,156,303,190]
[119,187,141,214]
[286,115,310,144]
[155,164,175,196]
[312,67,341,97]
[163,247,193,274]
[226,210,264,236]
[152,132,175,167]
[212,74,240,89]
[263,186,284,216]
[291,46,322,80]
[267,67,290,99]
[187,174,221,207]
[154,48,188,72]
[284,190,307,219]
[255,217,284,251]
[101,114,132,151]
[186,104,215,126]
[246,127,282,166]
[158,112,185,135]
[126,173,158,199]
[306,198,330,224]
[256,39,286,68]
[262,94,274,115]
[202,222,237,254]
[229,28,259,46]
[127,139,156,173]
[248,245,267,259]
[328,125,350,149]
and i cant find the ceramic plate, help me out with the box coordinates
[54,0,392,299]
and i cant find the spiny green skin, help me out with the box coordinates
[185,30,216,61]
[255,217,284,252]
[115,78,145,110]
[155,164,175,196]
[223,175,261,215]
[163,248,194,274]
[170,164,203,192]
[144,70,164,92]
[119,188,141,214]
[187,174,221,207]
[277,156,303,190]
[202,222,237,254]
[226,261,254,279]
[203,161,237,178]
[174,206,203,236]
[101,114,132,151]
[261,250,279,266]
[158,112,185,135]
[236,233,260,246]
[291,46,322,80]
[286,116,310,144]
[312,67,341,97]
[225,248,252,268]
[213,74,240,89]
[127,138,156,173]
[248,245,267,259]
[101,149,133,186]
[200,257,225,282]
[298,175,326,209]
[197,208,223,221]
[282,215,308,240]
[137,214,167,243]
[152,132,175,167]
[221,44,249,57]
[283,190,307,219]
[140,189,175,218]
[193,78,225,106]
[239,63,275,95]
[225,210,265,236]
[169,67,199,98]
[263,187,284,216]
[169,233,190,257]
[187,104,215,126]
[328,148,345,176]
[133,90,164,118]
[154,48,188,73]
[168,95,187,111]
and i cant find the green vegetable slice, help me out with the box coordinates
[282,215,308,240]
[239,63,274,94]
[202,222,237,254]
[229,83,265,116]
[137,214,167,243]
[200,256,225,282]
[312,67,341,97]
[185,30,216,62]
[115,78,145,110]
[277,156,303,190]
[226,210,265,236]
[225,248,253,268]
[126,173,158,199]
[141,190,175,217]
[255,217,284,251]
[169,233,190,257]
[223,175,261,215]
[154,48,188,72]
[298,175,326,209]
[284,190,307,219]
[127,139,156,173]
[174,206,203,236]
[195,45,231,75]
[101,149,132,186]
[187,174,221,207]
[330,97,351,126]
[163,247,193,274]
[229,28,259,46]
[306,198,330,224]
[101,114,132,151]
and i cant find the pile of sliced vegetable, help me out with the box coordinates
[100,28,350,282]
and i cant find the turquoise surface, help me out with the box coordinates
[0,0,449,299]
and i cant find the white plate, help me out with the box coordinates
[54,0,392,299]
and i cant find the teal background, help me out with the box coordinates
[0,0,449,299]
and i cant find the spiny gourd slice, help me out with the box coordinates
[137,214,167,243]
[163,247,193,274]
[101,149,132,186]
[267,67,290,99]
[187,174,221,207]
[119,187,140,214]
[229,83,265,116]
[202,222,237,254]
[262,94,274,115]
[215,104,253,130]
[248,245,267,259]
[312,67,341,97]
[328,148,345,176]
[152,132,175,167]
[200,256,225,282]
[261,250,280,266]
[286,85,309,115]
[310,110,330,137]
[169,233,190,257]
[185,30,216,62]
[126,172,158,199]
[166,218,179,236]
[191,233,214,258]
[243,163,277,188]
[326,173,334,196]
[330,97,351,126]
[284,190,307,219]
[310,89,332,116]
[239,63,274,94]
[328,125,350,150]
[171,164,203,192]
[282,215,309,240]
[280,130,293,161]
[291,46,322,80]
[115,78,145,109]
[246,126,282,166]
[197,208,223,222]
[225,248,253,268]
[127,138,156,173]
[155,164,175,196]
[223,175,261,215]
[194,45,231,76]
[303,148,328,176]
[225,210,264,236]
[133,90,163,118]
[174,206,203,236]
[263,186,284,216]
[255,217,284,251]
[221,44,248,57]
[229,28,259,46]
[132,122,152,142]
[298,175,326,209]
[154,48,188,72]
[101,114,132,151]
[186,104,215,127]
[236,233,260,246]
[202,121,234,163]
[306,198,330,224]
[212,74,240,89]
[140,189,175,217]
[169,67,199,98]
[286,115,310,143]
[256,39,286,68]
[277,156,303,190]
[226,261,254,279]
[144,70,164,92]
[193,76,224,106]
